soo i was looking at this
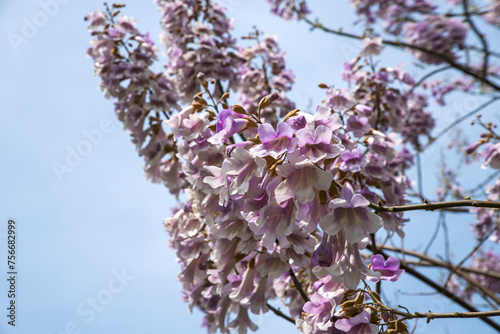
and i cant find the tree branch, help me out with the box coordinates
[266,302,296,324]
[379,245,500,307]
[369,199,500,213]
[370,248,500,331]
[462,0,490,79]
[289,268,310,302]
[296,14,500,92]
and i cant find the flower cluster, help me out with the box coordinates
[87,4,413,332]
[266,0,311,20]
[350,0,436,35]
[236,33,296,121]
[161,82,412,332]
[83,1,500,334]
[339,57,434,150]
[298,274,406,334]
[404,15,468,64]
[157,0,243,102]
[470,250,500,293]
[483,0,500,26]
[85,7,184,193]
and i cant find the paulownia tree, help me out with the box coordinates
[85,1,500,333]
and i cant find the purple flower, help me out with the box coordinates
[296,125,344,163]
[325,88,355,111]
[208,108,247,144]
[319,183,383,243]
[404,15,468,64]
[346,115,371,138]
[367,254,405,282]
[340,148,368,173]
[335,308,378,334]
[360,37,383,57]
[482,143,500,170]
[312,234,337,267]
[275,162,333,204]
[250,122,297,158]
[222,147,266,196]
[314,106,343,132]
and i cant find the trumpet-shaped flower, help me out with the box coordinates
[319,182,383,243]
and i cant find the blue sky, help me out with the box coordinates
[0,0,499,333]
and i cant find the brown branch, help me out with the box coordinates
[370,247,500,331]
[402,259,500,280]
[390,308,500,320]
[289,268,310,302]
[297,15,500,92]
[266,302,295,324]
[417,81,500,153]
[462,0,490,79]
[379,245,500,307]
[369,199,500,213]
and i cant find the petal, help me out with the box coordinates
[276,121,293,138]
[296,127,315,147]
[340,182,355,204]
[312,168,334,191]
[343,223,367,244]
[349,309,371,325]
[343,269,361,290]
[295,185,315,204]
[314,125,332,144]
[364,211,384,233]
[319,212,342,235]
[351,194,370,208]
[328,198,349,210]
[208,130,227,144]
[275,181,293,204]
[384,256,401,271]
[249,144,269,157]
[335,319,353,332]
[389,269,405,282]
[258,123,276,142]
[366,275,381,283]
[275,163,297,178]
[370,254,385,270]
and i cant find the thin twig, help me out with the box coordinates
[379,245,500,307]
[370,199,500,213]
[289,268,310,302]
[462,0,490,79]
[372,248,500,331]
[409,66,452,94]
[266,302,295,324]
[419,97,500,152]
[296,14,500,92]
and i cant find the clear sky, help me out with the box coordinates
[0,1,498,333]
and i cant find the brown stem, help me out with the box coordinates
[369,199,500,213]
[370,247,500,331]
[297,15,500,92]
[462,0,490,78]
[289,268,310,302]
[266,302,295,324]
[379,245,500,307]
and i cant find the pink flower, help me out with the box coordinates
[367,254,404,282]
[208,108,247,145]
[275,162,333,204]
[335,308,378,334]
[320,182,383,243]
[250,122,297,158]
[482,143,500,169]
[296,125,344,163]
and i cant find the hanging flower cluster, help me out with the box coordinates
[86,1,500,333]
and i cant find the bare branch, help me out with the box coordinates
[370,198,500,213]
[266,302,296,324]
